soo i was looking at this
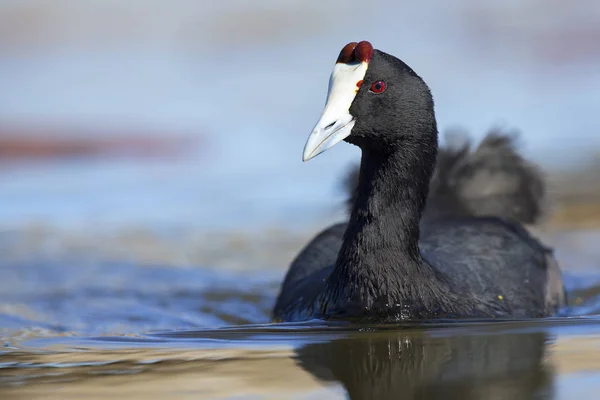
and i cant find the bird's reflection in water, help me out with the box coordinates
[295,330,553,400]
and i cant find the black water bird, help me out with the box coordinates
[273,41,565,322]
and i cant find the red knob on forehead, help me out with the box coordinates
[354,41,373,63]
[337,42,358,63]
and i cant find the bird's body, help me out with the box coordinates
[275,219,562,322]
[273,41,565,322]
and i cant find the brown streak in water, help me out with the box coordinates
[0,127,201,163]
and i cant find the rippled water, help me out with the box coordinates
[2,2,600,397]
[4,319,600,399]
[0,229,599,399]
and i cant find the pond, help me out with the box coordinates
[1,228,600,399]
[1,2,600,397]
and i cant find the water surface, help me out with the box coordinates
[4,319,600,399]
[1,229,600,399]
[1,2,600,398]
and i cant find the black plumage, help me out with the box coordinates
[344,130,546,224]
[273,46,565,322]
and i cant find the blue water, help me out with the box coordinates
[1,2,600,398]
[1,1,600,231]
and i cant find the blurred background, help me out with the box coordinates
[1,0,600,332]
[2,2,600,398]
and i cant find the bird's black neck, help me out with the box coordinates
[320,130,452,320]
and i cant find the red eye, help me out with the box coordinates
[370,80,386,93]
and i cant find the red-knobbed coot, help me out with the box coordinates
[273,41,565,322]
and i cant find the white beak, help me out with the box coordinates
[303,61,369,161]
